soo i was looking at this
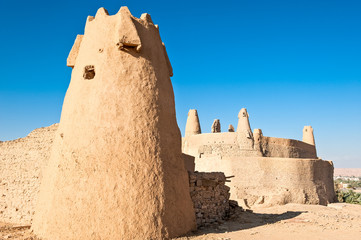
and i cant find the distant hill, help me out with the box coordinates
[334,168,361,177]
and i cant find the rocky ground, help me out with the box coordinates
[1,203,361,240]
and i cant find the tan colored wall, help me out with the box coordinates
[183,132,317,159]
[260,136,317,158]
[0,124,58,224]
[194,156,335,207]
[182,130,334,207]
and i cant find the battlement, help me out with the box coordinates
[183,108,317,159]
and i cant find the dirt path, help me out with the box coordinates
[178,203,361,240]
[1,203,361,240]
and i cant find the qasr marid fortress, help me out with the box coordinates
[0,6,335,240]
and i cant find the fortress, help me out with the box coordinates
[0,5,336,240]
[183,109,335,207]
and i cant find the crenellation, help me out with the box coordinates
[185,109,201,137]
[236,108,254,150]
[253,128,263,152]
[66,35,83,68]
[95,7,109,17]
[303,126,316,146]
[140,13,153,24]
[211,119,221,133]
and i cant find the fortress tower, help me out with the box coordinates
[253,128,263,152]
[211,119,221,133]
[32,7,196,240]
[303,126,316,145]
[236,108,254,150]
[185,109,201,137]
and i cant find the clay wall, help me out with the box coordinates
[0,124,58,224]
[260,136,317,158]
[194,155,335,207]
[0,125,232,229]
[183,133,317,159]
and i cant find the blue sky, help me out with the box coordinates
[0,0,360,167]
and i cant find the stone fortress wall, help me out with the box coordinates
[182,109,335,208]
[189,172,231,228]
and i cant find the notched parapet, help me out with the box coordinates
[185,109,201,137]
[211,119,221,133]
[140,13,154,24]
[115,6,142,53]
[95,7,109,18]
[67,35,83,68]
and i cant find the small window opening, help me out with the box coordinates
[83,65,95,80]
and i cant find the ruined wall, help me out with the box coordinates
[189,172,230,227]
[1,125,232,231]
[0,124,58,224]
[194,156,335,207]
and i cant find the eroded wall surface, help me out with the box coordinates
[191,154,335,207]
[183,132,317,159]
[0,124,58,224]
[182,131,335,207]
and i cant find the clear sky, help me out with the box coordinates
[0,0,360,167]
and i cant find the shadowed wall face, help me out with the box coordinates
[32,7,196,240]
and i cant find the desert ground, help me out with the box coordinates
[334,168,361,177]
[1,203,360,240]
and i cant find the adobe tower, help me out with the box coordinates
[185,109,201,137]
[32,7,196,240]
[303,126,316,145]
[237,108,254,149]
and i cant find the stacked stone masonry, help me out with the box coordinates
[189,172,230,227]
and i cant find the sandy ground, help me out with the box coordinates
[334,168,361,177]
[1,203,361,240]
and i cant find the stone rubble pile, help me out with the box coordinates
[189,172,231,227]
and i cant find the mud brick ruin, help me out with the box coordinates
[0,5,336,240]
[189,172,231,228]
[183,109,335,208]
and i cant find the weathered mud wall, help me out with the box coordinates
[182,132,317,159]
[193,155,335,207]
[1,125,232,231]
[0,124,58,224]
[260,136,317,158]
